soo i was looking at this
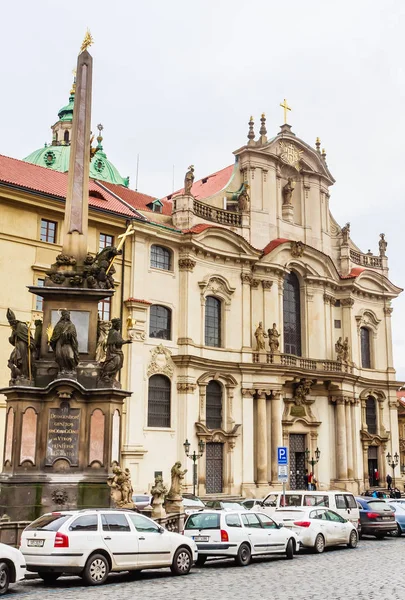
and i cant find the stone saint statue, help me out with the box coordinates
[254,322,267,351]
[151,474,168,519]
[282,178,295,206]
[335,337,344,363]
[96,319,111,363]
[343,337,350,362]
[107,465,134,509]
[167,462,187,501]
[238,184,250,212]
[341,222,350,244]
[379,233,387,257]
[184,165,195,195]
[6,309,35,383]
[99,318,132,385]
[268,323,280,353]
[50,310,79,376]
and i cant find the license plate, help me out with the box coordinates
[194,536,209,542]
[27,539,44,547]
[382,516,392,521]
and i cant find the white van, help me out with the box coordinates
[252,491,359,528]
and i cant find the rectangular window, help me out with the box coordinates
[99,233,114,251]
[36,278,45,311]
[70,515,98,532]
[98,297,111,321]
[334,320,341,329]
[335,494,346,509]
[40,219,57,243]
[101,513,130,532]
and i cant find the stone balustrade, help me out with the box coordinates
[193,199,242,226]
[252,352,354,374]
[350,249,382,269]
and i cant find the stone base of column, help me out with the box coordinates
[330,479,356,492]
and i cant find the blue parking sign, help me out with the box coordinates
[277,447,288,465]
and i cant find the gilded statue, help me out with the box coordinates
[254,322,267,351]
[343,337,350,362]
[96,319,111,363]
[166,461,187,501]
[80,29,94,54]
[238,184,250,212]
[268,323,280,353]
[184,165,195,195]
[50,310,80,376]
[379,233,387,257]
[99,318,132,385]
[6,309,35,383]
[151,474,168,519]
[335,337,344,363]
[282,177,295,206]
[107,465,134,508]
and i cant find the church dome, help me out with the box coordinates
[23,78,129,188]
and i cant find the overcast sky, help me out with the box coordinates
[1,0,404,379]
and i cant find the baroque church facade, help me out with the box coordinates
[0,73,402,497]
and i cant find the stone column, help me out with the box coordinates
[241,273,252,350]
[383,307,394,369]
[345,399,354,480]
[362,443,369,488]
[271,393,283,483]
[256,391,268,485]
[198,384,207,424]
[178,258,195,343]
[335,398,348,480]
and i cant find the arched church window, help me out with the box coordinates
[205,296,221,347]
[206,381,223,429]
[360,327,371,368]
[283,272,301,356]
[366,396,377,434]
[64,130,69,143]
[148,375,171,428]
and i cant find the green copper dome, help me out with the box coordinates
[23,83,129,188]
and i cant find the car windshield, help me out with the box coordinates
[26,514,72,531]
[367,501,390,511]
[185,513,220,530]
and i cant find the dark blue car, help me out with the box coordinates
[386,502,405,537]
[356,497,396,538]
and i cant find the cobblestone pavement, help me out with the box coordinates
[10,537,405,600]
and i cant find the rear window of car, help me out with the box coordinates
[243,500,254,509]
[186,513,220,530]
[367,501,390,511]
[303,495,329,507]
[26,514,72,531]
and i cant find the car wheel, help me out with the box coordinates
[375,533,385,540]
[38,572,61,584]
[171,547,192,576]
[0,563,10,596]
[82,554,110,586]
[195,555,207,567]
[390,524,402,538]
[314,534,325,554]
[235,543,251,567]
[347,530,358,548]
[286,538,294,560]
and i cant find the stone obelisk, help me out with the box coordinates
[62,48,92,264]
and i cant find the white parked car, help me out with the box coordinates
[20,509,197,585]
[273,507,358,553]
[0,543,26,595]
[183,510,299,566]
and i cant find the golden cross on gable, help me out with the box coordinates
[280,98,292,124]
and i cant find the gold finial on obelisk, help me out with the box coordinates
[280,98,291,124]
[80,29,94,54]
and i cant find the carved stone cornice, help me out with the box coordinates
[241,273,252,285]
[195,421,241,445]
[250,279,260,289]
[241,388,255,397]
[177,383,197,393]
[341,298,355,307]
[323,293,337,305]
[261,280,273,290]
[360,428,389,444]
[178,258,196,271]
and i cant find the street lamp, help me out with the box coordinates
[305,447,321,489]
[183,438,205,496]
[386,451,399,489]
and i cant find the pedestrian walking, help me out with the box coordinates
[304,469,309,490]
[387,473,392,490]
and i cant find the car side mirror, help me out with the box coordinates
[158,526,164,534]
[278,522,284,528]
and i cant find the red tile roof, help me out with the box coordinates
[340,266,366,279]
[182,223,225,234]
[102,181,172,216]
[262,238,290,255]
[0,154,141,218]
[163,164,234,203]
[125,298,152,305]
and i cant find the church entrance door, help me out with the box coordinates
[368,446,379,486]
[289,434,306,490]
[206,442,223,494]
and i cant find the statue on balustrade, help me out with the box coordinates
[238,184,250,212]
[99,318,132,386]
[379,233,387,257]
[343,337,350,362]
[282,177,295,205]
[6,309,35,383]
[184,165,195,195]
[268,323,280,353]
[254,322,267,351]
[107,465,134,509]
[341,222,350,244]
[50,310,79,376]
[335,337,344,363]
[167,462,187,501]
[151,474,168,519]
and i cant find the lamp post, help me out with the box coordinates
[386,451,399,490]
[305,447,321,489]
[183,438,205,496]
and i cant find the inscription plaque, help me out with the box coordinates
[290,404,306,417]
[46,403,81,466]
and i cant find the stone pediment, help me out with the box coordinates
[360,428,389,444]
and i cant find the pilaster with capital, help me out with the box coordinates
[345,399,354,479]
[256,390,268,485]
[271,392,283,483]
[383,305,394,369]
[335,397,348,480]
[241,272,252,349]
[341,298,354,362]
